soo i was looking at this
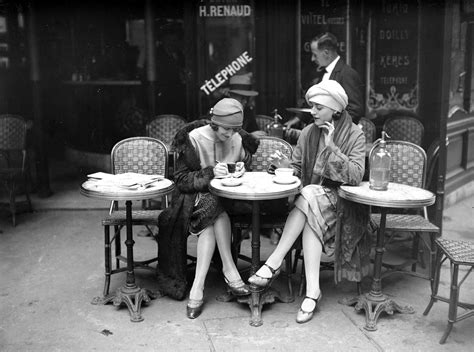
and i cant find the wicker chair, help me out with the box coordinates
[383,115,424,145]
[423,238,474,344]
[255,115,274,134]
[231,136,295,297]
[0,114,32,226]
[359,117,377,143]
[146,114,186,178]
[370,140,440,281]
[100,137,169,296]
[146,114,187,149]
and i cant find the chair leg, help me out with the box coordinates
[24,173,33,212]
[103,225,112,297]
[9,185,16,227]
[298,258,305,297]
[429,233,438,292]
[292,248,301,273]
[114,226,121,268]
[285,252,294,300]
[440,263,459,344]
[423,246,443,316]
[411,233,420,272]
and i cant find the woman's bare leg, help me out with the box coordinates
[255,207,307,278]
[189,227,216,301]
[301,224,323,311]
[214,212,241,282]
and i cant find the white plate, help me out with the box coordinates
[273,176,298,185]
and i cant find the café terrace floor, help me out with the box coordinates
[0,158,473,351]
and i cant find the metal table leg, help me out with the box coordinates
[92,200,158,322]
[340,208,414,330]
[236,200,289,327]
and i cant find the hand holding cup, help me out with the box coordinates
[268,150,291,173]
[214,162,229,177]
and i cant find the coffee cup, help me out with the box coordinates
[274,167,293,181]
[227,162,236,174]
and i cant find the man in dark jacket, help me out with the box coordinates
[286,32,364,130]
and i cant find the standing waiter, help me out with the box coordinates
[286,32,364,130]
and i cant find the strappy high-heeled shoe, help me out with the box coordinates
[186,298,204,319]
[248,263,281,288]
[295,293,322,324]
[224,276,250,296]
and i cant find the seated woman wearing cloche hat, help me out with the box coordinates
[248,80,370,324]
[156,98,259,319]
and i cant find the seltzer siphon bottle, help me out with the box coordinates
[268,109,285,138]
[369,131,391,191]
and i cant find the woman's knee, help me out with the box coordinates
[216,211,230,222]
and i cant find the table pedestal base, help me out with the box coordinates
[340,293,414,331]
[236,285,292,327]
[92,285,161,322]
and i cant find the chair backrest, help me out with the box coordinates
[425,139,440,192]
[146,114,187,148]
[383,116,424,145]
[251,136,293,171]
[370,140,426,189]
[0,114,27,151]
[359,117,376,143]
[0,114,28,170]
[255,115,274,133]
[111,137,169,177]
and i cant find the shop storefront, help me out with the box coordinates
[0,0,472,218]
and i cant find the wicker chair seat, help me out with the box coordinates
[102,209,161,226]
[424,237,474,344]
[371,213,439,233]
[436,238,474,264]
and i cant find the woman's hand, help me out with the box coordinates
[235,161,245,173]
[213,162,229,177]
[320,121,335,146]
[269,150,291,168]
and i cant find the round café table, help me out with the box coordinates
[210,171,301,326]
[80,178,174,322]
[338,181,435,331]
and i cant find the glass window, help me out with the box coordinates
[196,0,255,114]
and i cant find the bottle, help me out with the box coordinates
[268,109,285,138]
[369,131,391,191]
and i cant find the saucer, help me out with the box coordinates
[221,178,243,187]
[273,176,297,185]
